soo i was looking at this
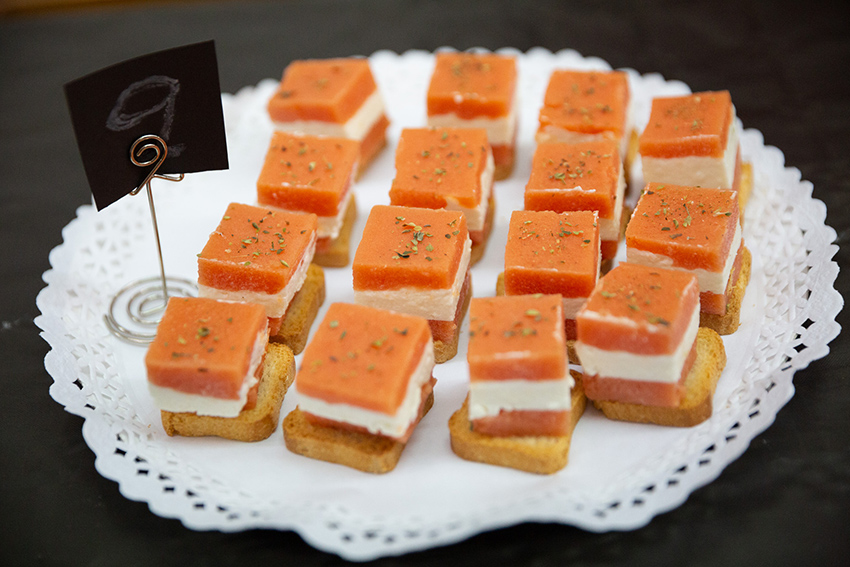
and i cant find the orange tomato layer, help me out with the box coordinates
[303,377,435,443]
[468,295,566,381]
[427,52,517,118]
[627,183,739,272]
[582,339,697,407]
[257,132,358,216]
[353,205,468,291]
[639,90,733,158]
[197,203,317,295]
[428,272,471,344]
[524,140,621,219]
[576,263,699,355]
[145,297,267,399]
[296,303,432,415]
[504,210,599,299]
[537,69,630,138]
[268,58,378,124]
[472,408,570,437]
[390,128,490,210]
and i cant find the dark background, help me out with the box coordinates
[1,1,848,565]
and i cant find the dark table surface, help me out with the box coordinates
[2,1,848,565]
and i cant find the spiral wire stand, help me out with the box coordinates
[103,135,196,344]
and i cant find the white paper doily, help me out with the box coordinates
[36,48,842,561]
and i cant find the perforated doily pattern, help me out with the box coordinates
[36,48,841,561]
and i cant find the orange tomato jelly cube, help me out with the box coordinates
[145,297,267,400]
[626,183,739,272]
[504,210,599,298]
[537,69,630,140]
[639,91,734,159]
[427,52,517,119]
[468,295,567,382]
[198,203,317,295]
[296,303,431,415]
[257,132,359,218]
[389,127,490,212]
[353,205,468,291]
[268,58,378,124]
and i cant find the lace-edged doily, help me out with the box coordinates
[36,48,841,561]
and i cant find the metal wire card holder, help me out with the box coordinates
[104,134,196,344]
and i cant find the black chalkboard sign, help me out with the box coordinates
[64,40,229,210]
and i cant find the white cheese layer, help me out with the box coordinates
[641,111,739,189]
[297,338,435,439]
[468,373,575,419]
[444,151,494,232]
[148,326,268,418]
[316,187,354,240]
[427,104,518,146]
[198,234,316,318]
[272,90,385,141]
[575,305,699,383]
[353,237,472,321]
[626,221,742,294]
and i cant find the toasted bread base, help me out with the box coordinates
[495,272,579,363]
[624,129,639,189]
[270,263,325,354]
[313,196,357,268]
[699,246,751,336]
[449,373,587,474]
[283,392,434,474]
[160,343,296,441]
[592,327,726,427]
[433,276,472,364]
[739,161,753,212]
[469,194,496,266]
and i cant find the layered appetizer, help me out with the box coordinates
[284,302,435,473]
[626,182,751,334]
[575,262,726,427]
[145,297,295,441]
[449,294,586,474]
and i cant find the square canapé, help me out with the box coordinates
[575,263,700,408]
[524,140,625,261]
[389,127,494,263]
[293,302,435,443]
[426,52,517,179]
[267,58,390,172]
[639,90,742,193]
[466,294,572,437]
[145,296,268,418]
